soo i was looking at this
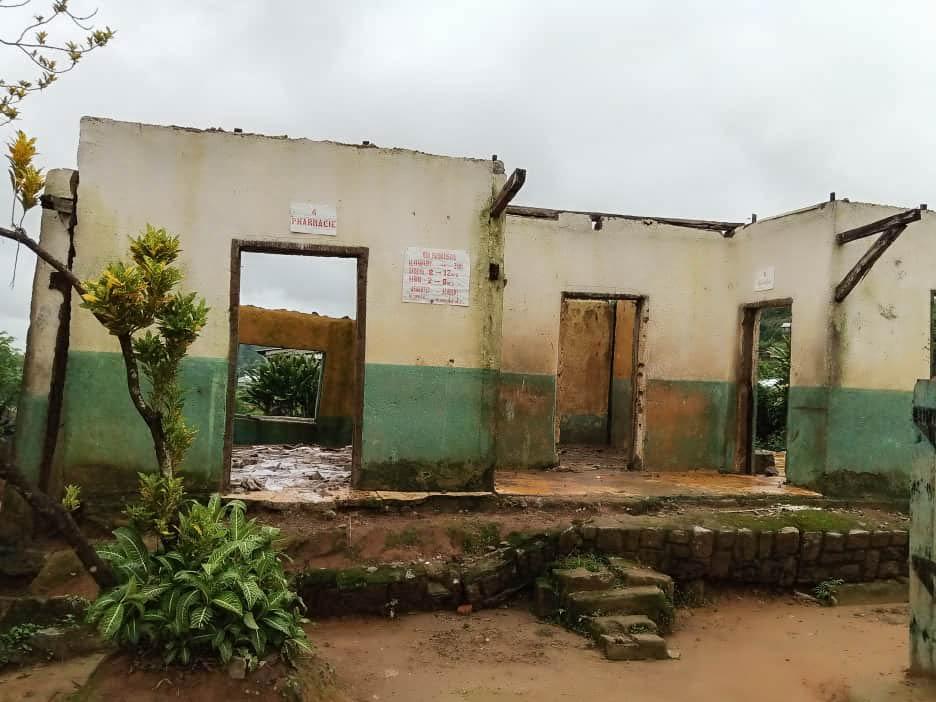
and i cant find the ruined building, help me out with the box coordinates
[12,117,936,500]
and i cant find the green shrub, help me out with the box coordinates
[88,495,311,666]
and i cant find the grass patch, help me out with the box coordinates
[709,509,861,533]
[552,552,607,573]
[384,527,423,549]
[447,521,502,555]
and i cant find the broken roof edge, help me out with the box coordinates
[505,204,743,234]
[78,115,501,168]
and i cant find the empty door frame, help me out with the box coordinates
[558,292,648,468]
[734,298,792,474]
[223,240,369,489]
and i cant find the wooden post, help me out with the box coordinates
[834,225,907,303]
[490,168,526,219]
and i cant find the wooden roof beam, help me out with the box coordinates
[505,205,742,235]
[834,224,908,303]
[490,168,526,219]
[836,208,921,245]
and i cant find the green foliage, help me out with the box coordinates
[0,623,40,667]
[0,331,23,437]
[61,483,81,512]
[384,528,422,549]
[124,472,186,537]
[81,225,209,478]
[813,578,844,605]
[239,351,322,418]
[754,307,791,451]
[0,2,115,126]
[89,496,312,667]
[447,521,502,555]
[552,552,607,573]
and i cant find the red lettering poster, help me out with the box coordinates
[402,247,470,306]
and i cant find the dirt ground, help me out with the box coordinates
[312,595,936,702]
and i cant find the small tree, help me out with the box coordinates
[0,331,23,437]
[240,351,322,418]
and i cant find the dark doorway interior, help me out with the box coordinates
[556,295,640,466]
[736,301,792,475]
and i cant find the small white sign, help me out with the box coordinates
[754,266,775,292]
[402,247,470,306]
[289,203,337,236]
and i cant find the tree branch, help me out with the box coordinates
[0,455,116,589]
[117,334,169,475]
[0,224,84,293]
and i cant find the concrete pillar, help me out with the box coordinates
[910,379,936,676]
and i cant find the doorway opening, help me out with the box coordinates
[224,242,368,498]
[555,293,643,471]
[736,301,792,476]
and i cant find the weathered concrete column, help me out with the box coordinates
[13,169,77,488]
[910,379,936,676]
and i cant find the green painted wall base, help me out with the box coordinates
[58,351,227,496]
[496,372,557,469]
[360,363,496,491]
[558,414,607,445]
[12,392,49,484]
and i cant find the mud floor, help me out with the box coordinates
[313,596,936,702]
[230,444,351,496]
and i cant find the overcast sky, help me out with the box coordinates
[1,0,934,346]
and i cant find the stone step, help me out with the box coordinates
[584,614,658,640]
[565,585,673,632]
[600,632,672,661]
[552,567,616,593]
[607,558,675,598]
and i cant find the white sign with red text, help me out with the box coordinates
[289,203,337,236]
[402,247,470,306]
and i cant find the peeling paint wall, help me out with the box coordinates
[501,212,736,471]
[53,117,504,495]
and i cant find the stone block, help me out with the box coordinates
[601,632,670,661]
[735,528,757,561]
[870,531,891,548]
[890,530,908,547]
[565,586,671,628]
[715,528,737,551]
[596,527,624,554]
[758,560,784,584]
[863,550,880,580]
[780,556,798,587]
[882,546,906,562]
[558,526,582,554]
[553,567,615,594]
[581,525,598,541]
[847,549,867,565]
[668,544,691,559]
[691,527,715,560]
[775,527,800,556]
[823,532,845,552]
[820,551,846,565]
[534,577,560,618]
[837,564,862,582]
[608,559,675,598]
[622,528,642,553]
[640,528,665,549]
[711,551,733,578]
[878,555,901,579]
[758,531,774,560]
[800,532,823,561]
[585,614,658,639]
[846,530,871,550]
[667,529,690,545]
[637,549,662,569]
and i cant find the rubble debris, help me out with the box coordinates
[230,444,351,496]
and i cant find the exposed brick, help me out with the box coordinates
[847,549,867,564]
[846,530,870,550]
[558,527,582,554]
[668,544,691,559]
[716,528,737,551]
[882,546,906,561]
[820,551,846,565]
[581,525,598,541]
[823,532,845,553]
[800,532,823,561]
[758,559,783,584]
[637,549,662,569]
[775,527,800,556]
[780,556,798,587]
[758,531,774,560]
[622,528,641,553]
[640,528,665,549]
[691,527,715,560]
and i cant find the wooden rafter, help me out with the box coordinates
[490,168,526,219]
[834,224,908,303]
[835,207,921,245]
[505,205,743,235]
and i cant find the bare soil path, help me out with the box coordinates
[312,596,936,702]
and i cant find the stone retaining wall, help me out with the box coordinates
[564,524,910,586]
[295,524,909,617]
